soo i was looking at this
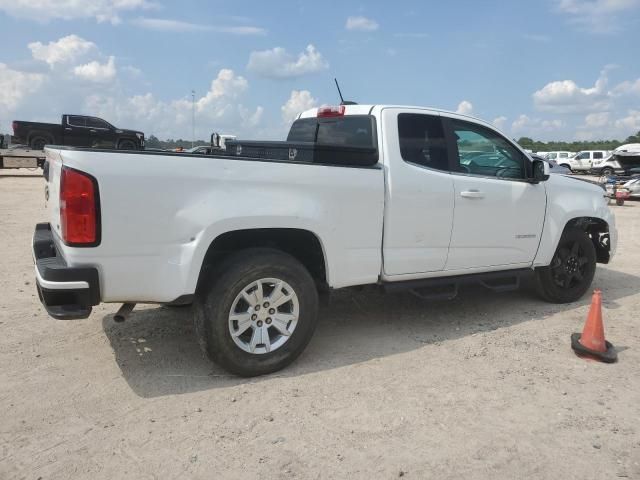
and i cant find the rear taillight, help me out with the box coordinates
[317,105,345,118]
[60,167,100,246]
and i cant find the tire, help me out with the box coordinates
[535,227,596,303]
[29,135,50,150]
[193,248,319,377]
[117,139,137,150]
[559,164,572,172]
[602,167,614,177]
[616,198,625,206]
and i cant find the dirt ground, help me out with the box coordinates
[1,169,639,480]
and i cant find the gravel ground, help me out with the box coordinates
[1,169,639,479]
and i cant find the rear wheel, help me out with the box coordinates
[193,248,319,376]
[535,228,596,303]
[602,167,615,177]
[29,135,50,150]
[560,164,572,172]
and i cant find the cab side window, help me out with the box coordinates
[576,152,589,160]
[87,118,110,129]
[67,116,86,127]
[451,119,526,179]
[593,152,603,160]
[397,113,449,171]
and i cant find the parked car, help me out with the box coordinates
[622,176,640,198]
[530,155,571,174]
[567,150,610,173]
[543,151,575,170]
[591,144,640,176]
[33,104,616,376]
[12,115,144,151]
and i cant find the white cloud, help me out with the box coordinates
[492,116,508,130]
[28,34,95,66]
[281,90,317,123]
[247,45,328,79]
[533,67,611,113]
[554,0,640,32]
[83,69,262,139]
[455,100,473,115]
[345,16,379,31]
[512,114,564,135]
[613,78,640,96]
[615,110,640,132]
[0,0,155,24]
[0,63,45,110]
[73,56,116,82]
[131,17,266,35]
[584,111,610,128]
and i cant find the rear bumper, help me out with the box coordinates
[33,223,100,319]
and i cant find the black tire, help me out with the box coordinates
[193,248,319,377]
[535,228,596,303]
[602,167,614,177]
[117,139,137,150]
[29,135,50,150]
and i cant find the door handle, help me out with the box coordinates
[65,128,72,131]
[460,190,484,199]
[89,129,97,133]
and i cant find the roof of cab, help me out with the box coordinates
[297,104,504,135]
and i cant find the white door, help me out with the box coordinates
[574,152,591,171]
[444,117,547,271]
[381,109,455,275]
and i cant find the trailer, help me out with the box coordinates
[0,147,46,170]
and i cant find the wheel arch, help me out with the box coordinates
[28,131,54,147]
[563,217,611,264]
[195,228,330,293]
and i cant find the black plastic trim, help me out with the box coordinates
[33,223,100,319]
[383,268,534,293]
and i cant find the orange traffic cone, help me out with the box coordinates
[571,290,617,363]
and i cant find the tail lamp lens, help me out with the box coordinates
[60,167,99,245]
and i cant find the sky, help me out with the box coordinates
[1,0,639,142]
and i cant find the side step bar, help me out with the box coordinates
[383,268,534,301]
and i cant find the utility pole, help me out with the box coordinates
[191,89,196,148]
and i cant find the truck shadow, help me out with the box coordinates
[101,266,639,398]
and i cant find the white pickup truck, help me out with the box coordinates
[33,104,617,376]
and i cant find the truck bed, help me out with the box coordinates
[43,145,385,302]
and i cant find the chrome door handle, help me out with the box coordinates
[89,129,97,133]
[460,190,484,199]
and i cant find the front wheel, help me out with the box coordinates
[602,167,615,177]
[117,139,137,150]
[193,248,319,376]
[535,228,596,303]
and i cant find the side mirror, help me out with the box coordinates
[531,159,550,183]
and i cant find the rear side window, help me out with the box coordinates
[594,152,603,159]
[397,113,449,171]
[287,116,376,148]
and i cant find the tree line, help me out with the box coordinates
[515,131,640,152]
